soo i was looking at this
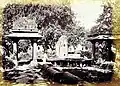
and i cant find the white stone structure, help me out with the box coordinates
[5,17,43,66]
[13,17,37,30]
[55,35,68,58]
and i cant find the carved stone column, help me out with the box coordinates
[91,41,95,59]
[12,38,19,60]
[13,42,17,53]
[32,39,38,62]
[12,38,19,67]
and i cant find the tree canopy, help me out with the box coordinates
[3,4,85,51]
[90,4,112,35]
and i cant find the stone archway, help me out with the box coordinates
[5,16,43,67]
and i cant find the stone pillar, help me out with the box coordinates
[91,41,95,59]
[32,40,37,62]
[13,42,17,54]
[12,39,18,60]
[12,39,18,67]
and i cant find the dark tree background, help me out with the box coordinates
[3,4,74,34]
[2,4,85,52]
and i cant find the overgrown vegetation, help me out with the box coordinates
[91,3,112,35]
[2,4,86,52]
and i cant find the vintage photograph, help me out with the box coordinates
[0,0,119,86]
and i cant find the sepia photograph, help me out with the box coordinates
[0,0,120,86]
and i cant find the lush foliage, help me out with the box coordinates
[3,4,85,51]
[91,4,112,35]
